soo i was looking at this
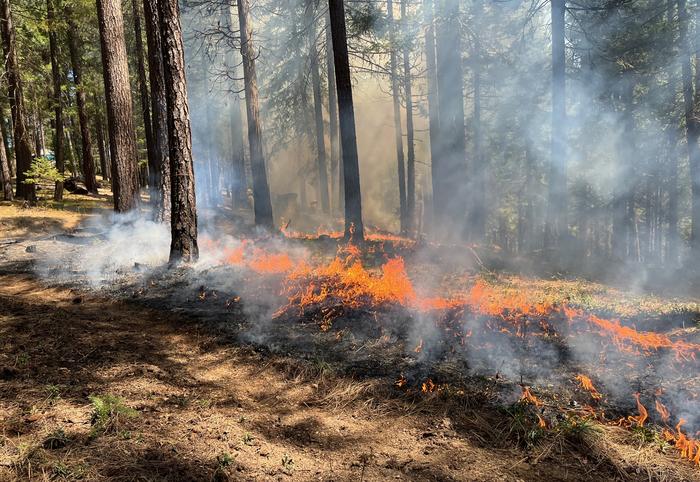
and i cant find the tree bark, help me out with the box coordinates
[47,0,65,200]
[544,0,567,248]
[237,0,274,228]
[97,0,140,211]
[67,14,98,194]
[423,0,439,236]
[325,10,341,212]
[388,0,407,234]
[0,112,10,200]
[158,0,198,262]
[401,0,415,235]
[143,0,170,221]
[0,0,35,201]
[679,0,700,254]
[433,0,467,240]
[307,0,330,214]
[328,0,364,241]
[131,0,157,205]
[226,4,247,208]
[94,96,109,181]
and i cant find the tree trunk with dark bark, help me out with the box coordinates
[388,0,407,234]
[544,0,567,248]
[47,0,65,200]
[0,115,11,200]
[143,0,170,221]
[401,0,415,235]
[67,14,98,194]
[433,0,467,240]
[0,0,35,201]
[95,97,109,181]
[226,4,247,209]
[97,0,140,211]
[132,0,157,205]
[307,0,330,214]
[328,0,364,241]
[325,10,341,212]
[679,0,700,254]
[158,0,198,262]
[423,0,439,236]
[237,0,274,229]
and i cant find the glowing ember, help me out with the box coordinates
[421,378,436,393]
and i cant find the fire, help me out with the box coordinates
[248,251,295,274]
[575,374,602,400]
[631,393,648,427]
[664,420,700,466]
[200,234,700,468]
[421,378,436,393]
[395,374,407,388]
[654,399,670,423]
[520,386,543,407]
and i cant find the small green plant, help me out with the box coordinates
[630,425,657,444]
[51,461,86,479]
[555,415,600,442]
[45,384,62,404]
[43,428,69,449]
[281,453,294,473]
[15,353,29,368]
[217,452,235,468]
[88,394,138,436]
[242,432,254,445]
[502,403,546,448]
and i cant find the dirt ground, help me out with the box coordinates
[1,200,698,481]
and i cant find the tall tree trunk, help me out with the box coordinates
[0,0,35,201]
[401,0,415,235]
[423,0,439,236]
[0,106,13,177]
[67,15,98,194]
[143,0,170,220]
[307,0,330,214]
[48,0,65,201]
[325,11,342,213]
[95,96,109,181]
[97,0,140,211]
[388,0,407,234]
[158,0,198,262]
[132,0,157,205]
[328,0,364,241]
[679,0,700,254]
[325,11,340,212]
[0,113,10,200]
[226,4,246,208]
[612,77,635,260]
[665,0,679,264]
[544,0,567,247]
[433,0,467,240]
[237,0,274,228]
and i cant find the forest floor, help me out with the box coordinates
[0,194,699,481]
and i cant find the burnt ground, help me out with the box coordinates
[1,202,699,481]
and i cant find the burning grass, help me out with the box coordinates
[197,233,700,471]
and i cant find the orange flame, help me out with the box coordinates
[575,374,602,400]
[520,386,543,407]
[632,393,648,427]
[654,399,670,424]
